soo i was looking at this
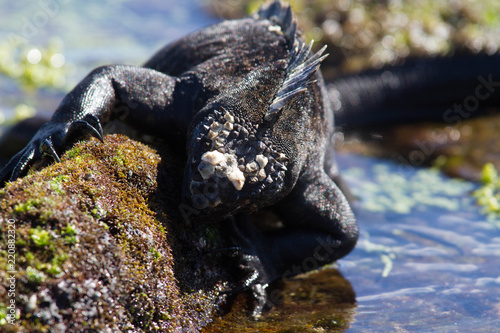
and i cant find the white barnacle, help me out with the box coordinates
[248,176,259,184]
[268,25,282,34]
[256,154,268,169]
[225,154,237,167]
[213,137,225,148]
[201,151,225,165]
[257,169,267,181]
[208,130,218,140]
[200,151,246,191]
[224,122,233,131]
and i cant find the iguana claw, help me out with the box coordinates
[39,137,61,163]
[4,148,36,183]
[66,114,104,144]
[0,114,104,186]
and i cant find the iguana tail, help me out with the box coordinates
[328,54,500,128]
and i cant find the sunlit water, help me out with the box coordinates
[338,153,500,332]
[1,1,499,331]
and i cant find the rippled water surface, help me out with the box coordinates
[2,1,499,331]
[338,153,500,332]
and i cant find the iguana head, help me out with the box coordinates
[182,37,327,219]
[183,105,291,218]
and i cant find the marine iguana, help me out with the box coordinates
[1,1,358,314]
[2,0,500,316]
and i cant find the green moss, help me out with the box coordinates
[62,223,76,236]
[26,266,47,284]
[46,263,63,277]
[25,252,35,262]
[65,146,82,159]
[29,228,51,247]
[61,224,78,244]
[14,199,42,213]
[149,248,161,260]
[48,175,69,195]
[0,304,8,325]
[111,149,126,166]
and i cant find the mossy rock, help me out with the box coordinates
[0,134,229,332]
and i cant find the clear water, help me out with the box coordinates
[1,1,499,331]
[338,153,500,332]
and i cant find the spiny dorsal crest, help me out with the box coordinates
[257,1,328,119]
[256,1,297,48]
[268,41,327,117]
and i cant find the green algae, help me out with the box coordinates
[13,199,41,213]
[26,266,47,284]
[111,148,126,166]
[65,146,82,159]
[474,163,500,224]
[203,268,356,333]
[29,228,51,247]
[0,38,68,128]
[343,163,474,214]
[0,39,67,91]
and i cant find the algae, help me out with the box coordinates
[474,163,500,224]
[203,268,356,332]
[0,134,357,331]
[342,162,474,214]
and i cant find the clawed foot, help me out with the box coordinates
[216,217,275,318]
[0,114,103,186]
[224,253,271,318]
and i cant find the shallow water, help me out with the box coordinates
[338,153,500,332]
[1,1,499,331]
